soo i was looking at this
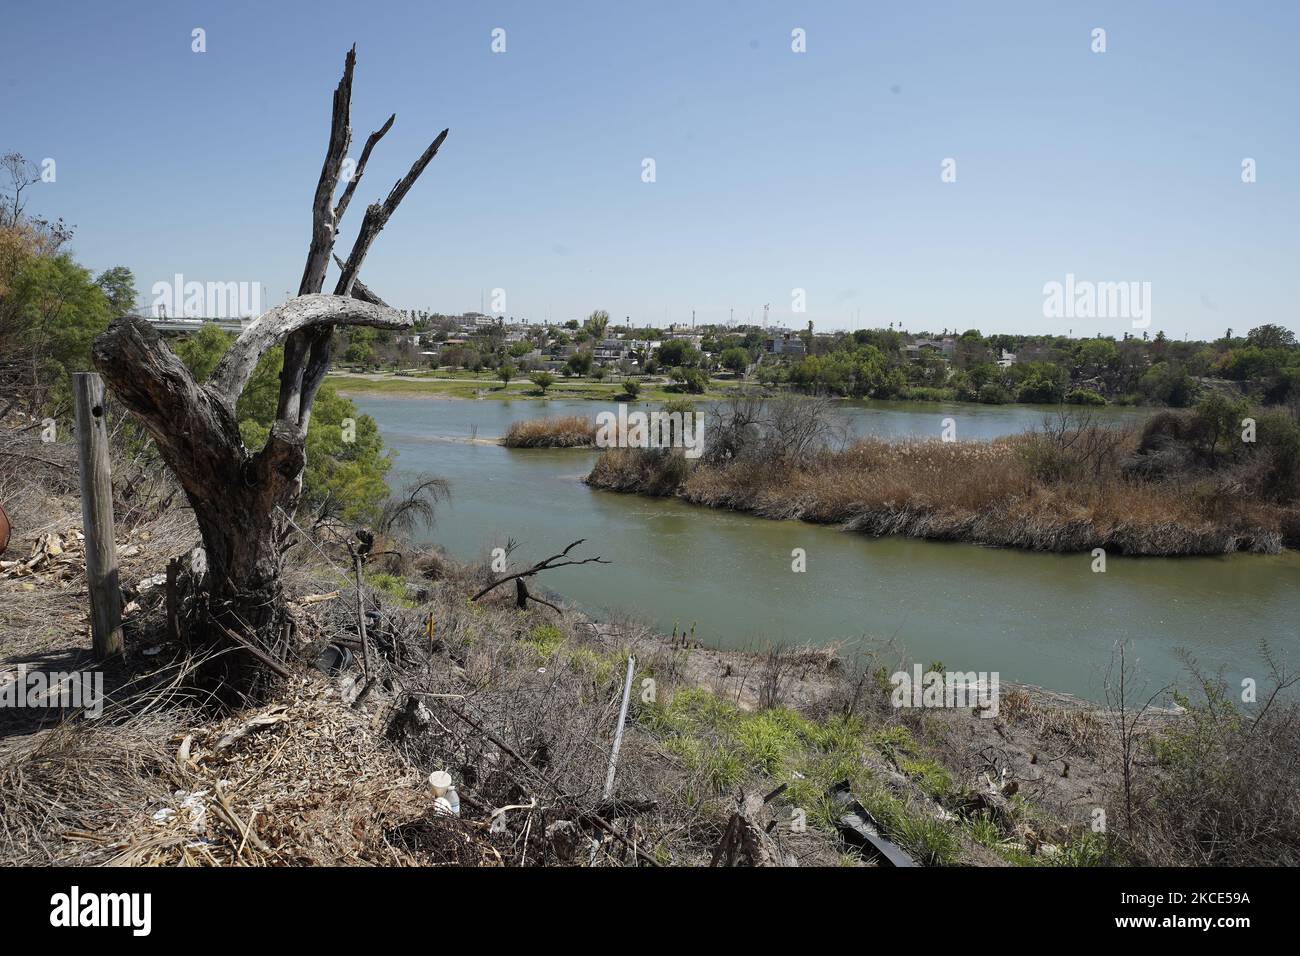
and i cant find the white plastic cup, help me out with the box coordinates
[429,770,452,798]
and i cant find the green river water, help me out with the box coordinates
[349,394,1300,703]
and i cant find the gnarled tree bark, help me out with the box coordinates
[90,46,447,677]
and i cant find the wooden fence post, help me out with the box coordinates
[73,371,123,660]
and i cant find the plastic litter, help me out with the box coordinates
[429,770,460,816]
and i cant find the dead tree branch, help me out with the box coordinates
[470,539,610,609]
[334,127,449,297]
[333,112,395,226]
[207,294,407,405]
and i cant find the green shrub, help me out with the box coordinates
[898,386,955,402]
[977,382,1014,404]
[1065,388,1107,406]
[670,367,708,393]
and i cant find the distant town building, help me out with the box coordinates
[593,338,627,362]
[765,332,807,356]
[904,336,956,363]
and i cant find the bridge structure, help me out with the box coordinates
[137,316,251,335]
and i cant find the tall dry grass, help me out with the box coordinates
[501,415,596,448]
[586,401,1299,555]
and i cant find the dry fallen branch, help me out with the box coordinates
[470,538,610,611]
[442,702,659,867]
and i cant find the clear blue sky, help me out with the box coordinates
[5,0,1298,338]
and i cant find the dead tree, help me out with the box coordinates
[471,539,609,611]
[91,46,447,664]
[710,788,792,867]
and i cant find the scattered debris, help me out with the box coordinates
[0,529,83,580]
[710,788,796,867]
[313,644,354,676]
[212,705,290,752]
[830,781,917,867]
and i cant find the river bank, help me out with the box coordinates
[3,416,1295,867]
[329,370,733,404]
[329,370,1176,418]
[584,403,1300,556]
[0,473,1117,867]
[352,393,1300,703]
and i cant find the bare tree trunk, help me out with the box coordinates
[93,303,402,640]
[90,46,448,677]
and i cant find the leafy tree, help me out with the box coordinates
[344,326,376,365]
[10,252,115,409]
[237,347,391,521]
[174,322,234,381]
[955,362,1005,401]
[1075,338,1119,374]
[1065,388,1107,406]
[1012,363,1068,403]
[529,371,555,394]
[657,339,699,367]
[1139,361,1195,407]
[1016,373,1063,404]
[584,309,610,339]
[1246,324,1296,351]
[496,361,515,387]
[566,350,592,376]
[95,265,137,317]
[670,366,708,393]
[1194,392,1250,459]
[977,382,1014,404]
[721,347,749,375]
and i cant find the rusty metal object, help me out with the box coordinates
[0,502,11,556]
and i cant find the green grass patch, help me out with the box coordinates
[520,623,565,659]
[329,372,745,404]
[859,787,962,866]
[364,571,413,606]
[869,724,953,798]
[565,647,622,688]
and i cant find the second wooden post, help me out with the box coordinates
[73,371,123,660]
